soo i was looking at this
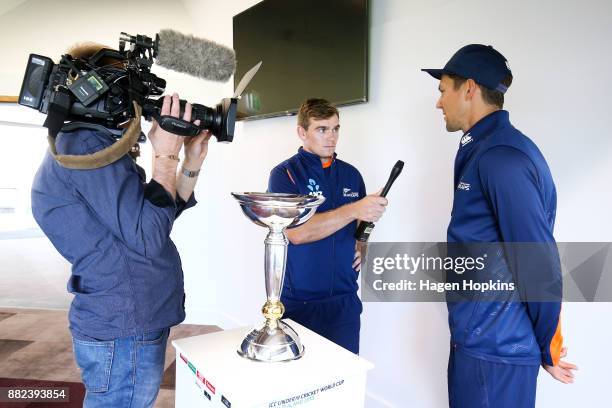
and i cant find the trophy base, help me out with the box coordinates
[237,320,305,362]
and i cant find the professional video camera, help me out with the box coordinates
[18,30,260,143]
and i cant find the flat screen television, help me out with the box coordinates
[233,0,369,120]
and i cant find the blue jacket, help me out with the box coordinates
[268,148,366,301]
[31,127,194,340]
[447,110,563,366]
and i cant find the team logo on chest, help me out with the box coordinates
[306,178,323,197]
[343,187,359,198]
[460,133,473,146]
[457,181,471,191]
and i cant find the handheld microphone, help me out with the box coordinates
[355,160,404,242]
[156,29,236,82]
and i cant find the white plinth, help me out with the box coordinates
[172,320,374,408]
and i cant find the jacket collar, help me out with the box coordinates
[298,147,337,169]
[460,110,510,148]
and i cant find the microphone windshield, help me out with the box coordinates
[156,29,236,82]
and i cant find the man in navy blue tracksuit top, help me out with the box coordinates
[268,99,388,354]
[422,45,577,407]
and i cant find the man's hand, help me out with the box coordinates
[182,101,212,170]
[543,347,578,384]
[183,128,211,168]
[148,93,187,199]
[148,93,185,157]
[350,189,388,222]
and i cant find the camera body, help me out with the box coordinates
[18,33,237,142]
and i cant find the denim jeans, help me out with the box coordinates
[72,328,170,408]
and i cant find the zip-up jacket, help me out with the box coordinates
[447,110,563,366]
[268,148,366,301]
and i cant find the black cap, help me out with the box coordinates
[422,44,512,93]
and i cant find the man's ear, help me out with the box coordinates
[465,79,478,101]
[297,126,307,141]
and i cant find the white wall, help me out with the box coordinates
[1,0,611,407]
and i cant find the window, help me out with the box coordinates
[0,104,48,235]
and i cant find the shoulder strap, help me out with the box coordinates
[47,101,142,170]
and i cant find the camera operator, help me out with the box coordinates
[30,44,210,408]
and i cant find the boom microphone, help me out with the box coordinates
[156,29,236,82]
[355,160,404,242]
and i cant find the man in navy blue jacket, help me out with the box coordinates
[422,45,577,407]
[31,41,211,408]
[268,98,387,353]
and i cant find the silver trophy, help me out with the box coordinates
[232,192,325,362]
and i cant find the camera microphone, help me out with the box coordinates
[355,160,404,242]
[156,29,236,82]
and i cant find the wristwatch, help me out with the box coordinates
[181,167,201,178]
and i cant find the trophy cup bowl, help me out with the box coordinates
[232,192,325,362]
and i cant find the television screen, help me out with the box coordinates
[233,0,369,120]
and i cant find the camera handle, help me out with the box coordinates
[150,113,202,137]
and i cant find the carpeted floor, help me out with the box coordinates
[0,308,221,407]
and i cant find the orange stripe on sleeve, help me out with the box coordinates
[286,169,296,185]
[550,317,564,366]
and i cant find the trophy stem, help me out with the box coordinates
[264,227,288,303]
[263,227,288,331]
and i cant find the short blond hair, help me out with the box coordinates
[297,98,339,129]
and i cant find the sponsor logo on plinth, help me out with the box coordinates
[203,389,211,401]
[206,379,216,394]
